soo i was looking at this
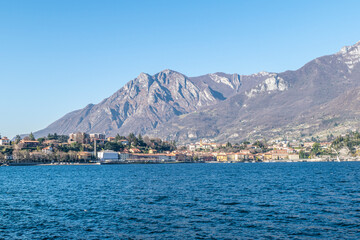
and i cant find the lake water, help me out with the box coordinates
[0,162,360,239]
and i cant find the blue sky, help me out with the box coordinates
[1,0,360,138]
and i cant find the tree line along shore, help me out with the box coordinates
[0,131,360,165]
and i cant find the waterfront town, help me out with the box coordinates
[0,131,360,165]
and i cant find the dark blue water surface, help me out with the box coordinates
[1,162,360,239]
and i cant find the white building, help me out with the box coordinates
[188,144,197,151]
[288,154,300,161]
[188,141,217,151]
[97,150,118,161]
[0,137,10,146]
[42,146,53,154]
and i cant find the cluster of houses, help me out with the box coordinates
[188,139,218,151]
[213,149,300,162]
[0,132,182,163]
[1,132,338,163]
[184,139,334,162]
[66,132,181,163]
[68,132,131,146]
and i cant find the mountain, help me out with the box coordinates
[34,70,247,137]
[34,41,360,142]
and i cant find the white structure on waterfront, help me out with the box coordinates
[97,150,118,161]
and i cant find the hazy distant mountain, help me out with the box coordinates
[34,41,360,142]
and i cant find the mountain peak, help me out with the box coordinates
[137,70,183,80]
[160,69,177,74]
[337,41,360,71]
[154,69,187,83]
[136,72,152,85]
[250,71,273,77]
[338,40,360,55]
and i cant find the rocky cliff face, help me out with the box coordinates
[35,70,253,137]
[35,41,360,142]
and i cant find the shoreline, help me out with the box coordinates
[2,158,360,166]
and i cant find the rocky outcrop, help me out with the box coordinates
[245,74,287,98]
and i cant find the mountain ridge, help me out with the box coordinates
[34,41,360,142]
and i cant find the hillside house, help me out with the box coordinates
[0,137,10,146]
[148,149,157,154]
[216,153,228,162]
[42,146,53,154]
[90,133,106,143]
[303,142,316,148]
[77,151,93,161]
[130,148,141,153]
[69,132,90,144]
[264,152,272,161]
[18,140,39,148]
[320,142,332,149]
[188,144,197,151]
[43,140,60,146]
[270,149,289,160]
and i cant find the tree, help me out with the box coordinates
[253,140,267,152]
[115,134,121,142]
[311,142,321,156]
[70,142,82,152]
[127,133,138,146]
[143,136,151,146]
[104,142,120,151]
[29,132,35,141]
[58,135,69,143]
[299,150,309,159]
[137,134,145,146]
[15,135,21,144]
[327,134,334,142]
